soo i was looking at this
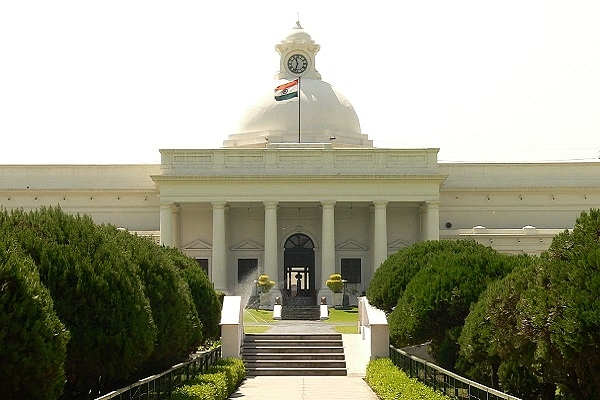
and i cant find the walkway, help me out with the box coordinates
[228,320,379,399]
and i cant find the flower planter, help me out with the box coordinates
[332,292,343,306]
[259,292,271,307]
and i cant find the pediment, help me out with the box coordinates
[335,239,369,251]
[230,240,264,251]
[388,238,410,250]
[183,239,212,250]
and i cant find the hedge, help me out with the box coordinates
[365,358,450,400]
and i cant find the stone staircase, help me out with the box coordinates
[242,333,347,376]
[281,295,320,320]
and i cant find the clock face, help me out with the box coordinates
[287,53,308,74]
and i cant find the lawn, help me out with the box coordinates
[325,307,359,334]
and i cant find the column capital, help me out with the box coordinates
[373,200,388,208]
[263,201,279,209]
[211,201,227,209]
[321,200,336,208]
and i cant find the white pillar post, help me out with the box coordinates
[159,202,173,247]
[212,201,227,292]
[172,203,180,249]
[319,201,336,303]
[373,201,388,270]
[425,200,440,241]
[264,201,280,296]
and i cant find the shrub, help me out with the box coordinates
[168,247,221,340]
[192,371,228,400]
[212,357,246,390]
[367,240,465,312]
[257,274,275,293]
[171,383,218,400]
[2,208,156,395]
[0,236,69,400]
[365,358,450,400]
[326,273,344,293]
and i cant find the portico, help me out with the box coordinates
[152,146,445,303]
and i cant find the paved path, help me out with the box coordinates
[229,319,379,399]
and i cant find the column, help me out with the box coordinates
[172,203,180,249]
[424,200,440,241]
[159,202,173,247]
[263,201,278,282]
[373,201,388,270]
[212,202,227,292]
[321,201,336,286]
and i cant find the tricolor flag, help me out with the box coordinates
[274,79,299,101]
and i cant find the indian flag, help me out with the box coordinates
[274,79,299,101]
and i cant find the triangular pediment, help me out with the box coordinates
[335,239,369,251]
[183,239,212,250]
[388,239,410,250]
[230,240,264,251]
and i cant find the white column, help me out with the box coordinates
[159,202,173,247]
[321,201,336,287]
[373,201,388,270]
[212,202,227,292]
[263,201,278,283]
[172,203,180,249]
[425,201,440,241]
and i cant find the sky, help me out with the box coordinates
[1,1,599,164]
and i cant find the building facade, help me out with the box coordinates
[1,24,598,305]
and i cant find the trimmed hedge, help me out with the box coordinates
[365,358,450,400]
[172,357,246,400]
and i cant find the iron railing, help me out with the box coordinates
[95,347,221,400]
[390,345,521,400]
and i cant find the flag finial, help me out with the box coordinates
[295,13,302,29]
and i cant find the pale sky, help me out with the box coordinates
[1,1,599,164]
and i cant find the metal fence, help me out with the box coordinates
[390,346,521,400]
[95,347,221,400]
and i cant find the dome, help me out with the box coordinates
[223,79,372,148]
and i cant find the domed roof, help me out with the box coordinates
[222,24,372,148]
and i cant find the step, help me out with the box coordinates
[241,353,345,360]
[242,333,347,377]
[245,360,347,369]
[245,367,347,377]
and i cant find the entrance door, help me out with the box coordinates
[283,233,316,304]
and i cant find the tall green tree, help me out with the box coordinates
[0,235,69,400]
[368,240,471,312]
[3,208,157,396]
[386,240,520,369]
[166,247,221,340]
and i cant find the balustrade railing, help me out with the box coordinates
[390,345,521,400]
[95,346,221,400]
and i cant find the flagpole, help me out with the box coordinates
[298,77,301,143]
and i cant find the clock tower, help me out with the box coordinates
[275,21,322,80]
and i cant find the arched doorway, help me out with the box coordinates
[283,233,316,305]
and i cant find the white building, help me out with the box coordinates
[1,24,598,305]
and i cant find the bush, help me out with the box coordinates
[367,240,466,312]
[2,208,157,395]
[257,274,275,293]
[326,273,344,293]
[168,247,221,340]
[172,357,246,400]
[0,236,70,400]
[386,240,519,369]
[192,371,228,400]
[171,383,218,400]
[365,358,450,400]
[120,232,202,370]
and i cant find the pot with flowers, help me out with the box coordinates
[257,274,276,307]
[326,273,344,306]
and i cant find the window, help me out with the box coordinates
[238,258,258,283]
[195,258,209,276]
[341,258,361,284]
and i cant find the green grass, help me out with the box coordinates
[244,325,272,334]
[324,307,359,324]
[243,308,278,324]
[334,325,359,334]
